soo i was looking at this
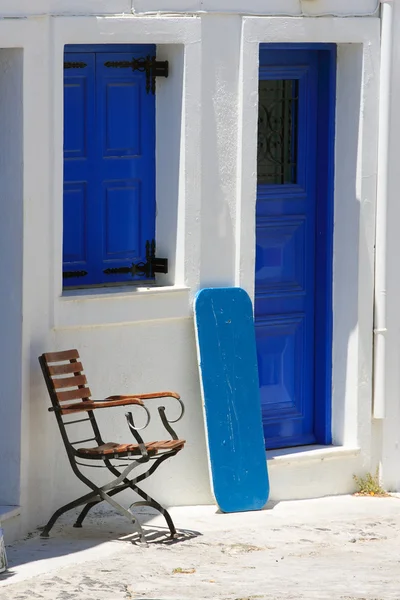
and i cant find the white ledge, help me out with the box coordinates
[54,286,191,329]
[0,506,20,522]
[267,445,361,467]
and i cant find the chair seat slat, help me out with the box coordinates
[76,439,186,458]
[48,362,84,376]
[53,374,87,389]
[44,349,79,362]
[56,387,91,403]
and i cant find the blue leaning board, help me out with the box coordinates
[194,287,270,513]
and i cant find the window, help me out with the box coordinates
[257,79,299,185]
[63,45,159,288]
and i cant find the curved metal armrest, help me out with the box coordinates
[157,397,185,440]
[125,410,151,460]
[107,392,184,440]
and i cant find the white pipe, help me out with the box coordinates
[374,0,394,419]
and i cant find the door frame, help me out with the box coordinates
[257,43,336,446]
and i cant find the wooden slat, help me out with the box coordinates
[61,396,145,414]
[77,442,145,456]
[56,387,91,403]
[76,439,185,457]
[44,349,79,362]
[53,374,87,390]
[48,362,84,376]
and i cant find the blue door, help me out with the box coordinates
[63,45,156,287]
[256,47,335,449]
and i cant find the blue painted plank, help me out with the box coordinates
[194,287,270,513]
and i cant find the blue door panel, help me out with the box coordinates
[255,217,306,293]
[256,49,319,449]
[63,45,156,287]
[256,315,316,448]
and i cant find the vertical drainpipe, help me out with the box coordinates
[373,0,394,418]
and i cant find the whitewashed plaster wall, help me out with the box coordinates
[132,0,380,17]
[0,0,380,17]
[380,0,400,492]
[0,49,23,508]
[0,8,381,542]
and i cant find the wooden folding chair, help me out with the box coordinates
[38,349,185,543]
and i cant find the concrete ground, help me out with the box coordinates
[1,495,400,600]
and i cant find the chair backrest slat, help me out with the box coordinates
[39,349,102,453]
[48,362,84,376]
[56,387,92,403]
[53,374,88,389]
[40,350,92,407]
[43,349,80,362]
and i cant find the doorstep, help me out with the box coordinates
[267,444,361,466]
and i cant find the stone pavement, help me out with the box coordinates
[1,495,400,600]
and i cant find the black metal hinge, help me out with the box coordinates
[104,56,169,95]
[63,270,88,279]
[64,62,87,69]
[103,240,168,279]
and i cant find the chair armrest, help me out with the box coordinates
[57,397,144,414]
[106,392,184,439]
[106,391,180,401]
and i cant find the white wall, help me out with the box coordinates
[0,7,382,541]
[381,0,400,492]
[0,0,381,17]
[132,0,379,17]
[0,49,23,507]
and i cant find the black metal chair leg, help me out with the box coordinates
[97,488,147,544]
[129,498,177,538]
[72,477,133,527]
[105,453,179,538]
[41,490,99,537]
[73,501,100,528]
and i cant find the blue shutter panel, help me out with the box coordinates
[63,54,96,283]
[63,47,156,287]
[96,52,156,285]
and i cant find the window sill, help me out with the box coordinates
[267,444,361,467]
[54,285,191,329]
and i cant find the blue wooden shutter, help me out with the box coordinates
[96,51,156,285]
[63,46,156,287]
[63,53,96,283]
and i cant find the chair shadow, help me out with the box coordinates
[0,514,202,579]
[130,525,201,546]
